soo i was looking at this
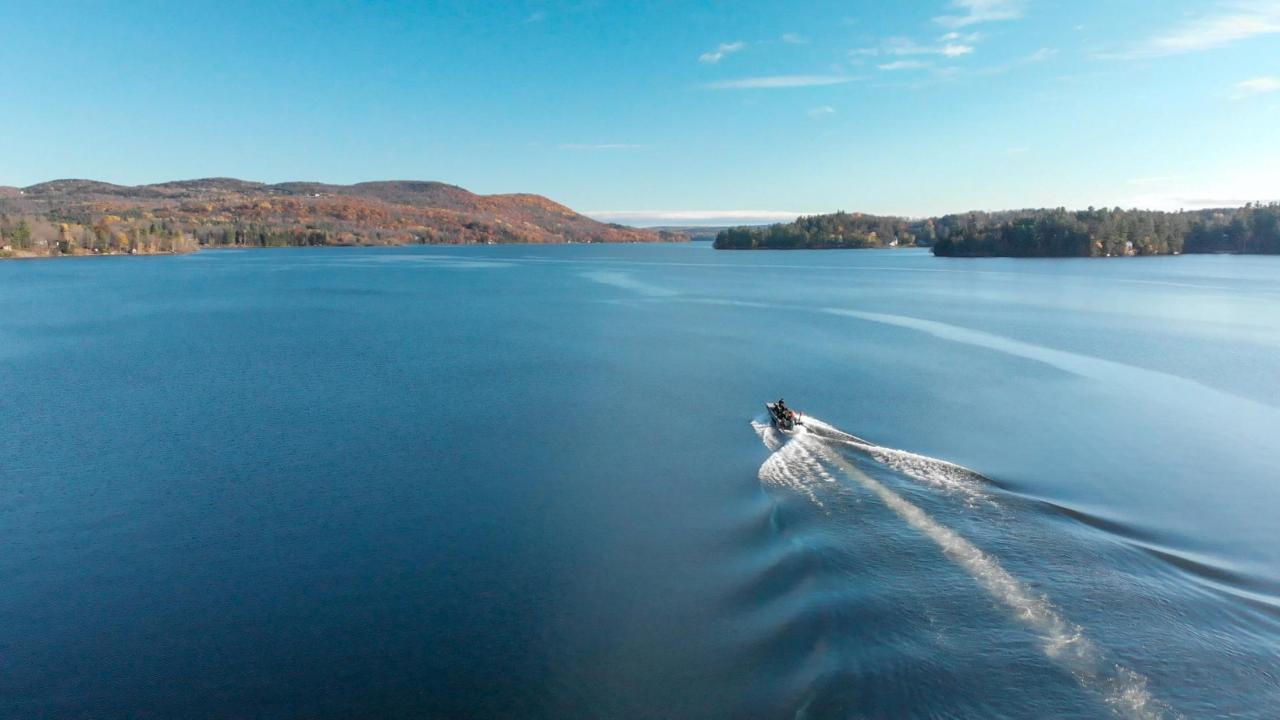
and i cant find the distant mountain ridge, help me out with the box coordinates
[0,178,677,257]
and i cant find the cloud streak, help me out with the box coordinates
[705,75,858,89]
[1231,75,1280,98]
[855,35,976,62]
[878,60,932,71]
[964,47,1057,76]
[558,143,647,151]
[934,0,1024,28]
[699,41,746,64]
[1025,47,1058,62]
[585,209,806,226]
[1122,169,1280,210]
[1113,2,1280,58]
[1127,193,1280,210]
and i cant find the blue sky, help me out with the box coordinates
[2,0,1278,224]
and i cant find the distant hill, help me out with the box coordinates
[648,226,738,242]
[0,178,678,257]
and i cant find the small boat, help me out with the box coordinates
[766,400,802,431]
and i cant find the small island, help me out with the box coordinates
[713,204,1280,257]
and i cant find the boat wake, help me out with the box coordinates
[756,429,838,510]
[753,414,1174,720]
[801,417,994,506]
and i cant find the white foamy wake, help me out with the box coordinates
[757,423,1171,719]
[801,417,992,505]
[753,421,836,509]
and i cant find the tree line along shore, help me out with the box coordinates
[6,186,1278,260]
[712,204,1280,257]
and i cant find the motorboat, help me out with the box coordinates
[766,400,802,431]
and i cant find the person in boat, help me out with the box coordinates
[775,398,790,421]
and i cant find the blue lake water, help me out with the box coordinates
[2,244,1278,718]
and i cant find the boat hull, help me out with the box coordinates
[765,402,801,431]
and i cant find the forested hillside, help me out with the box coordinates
[0,179,677,258]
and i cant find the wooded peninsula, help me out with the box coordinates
[713,204,1280,257]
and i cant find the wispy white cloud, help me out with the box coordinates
[1122,169,1280,210]
[857,35,976,62]
[558,143,648,151]
[964,47,1056,76]
[585,209,806,226]
[1023,47,1058,62]
[1174,196,1278,208]
[807,105,836,117]
[881,37,929,55]
[871,44,1055,87]
[525,10,546,23]
[699,41,746,64]
[878,60,932,71]
[1126,193,1280,210]
[705,75,858,89]
[1113,2,1280,59]
[934,0,1025,29]
[781,32,810,44]
[890,37,949,55]
[1230,75,1280,98]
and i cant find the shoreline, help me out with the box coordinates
[6,241,1274,263]
[0,238,688,261]
[0,249,189,261]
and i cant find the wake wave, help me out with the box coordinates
[801,417,993,505]
[824,308,1278,415]
[753,420,845,510]
[756,435,836,510]
[580,270,678,297]
[755,415,1173,720]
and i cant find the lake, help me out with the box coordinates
[2,244,1277,718]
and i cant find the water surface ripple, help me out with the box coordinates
[2,245,1277,718]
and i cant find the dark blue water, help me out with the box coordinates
[2,245,1277,718]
